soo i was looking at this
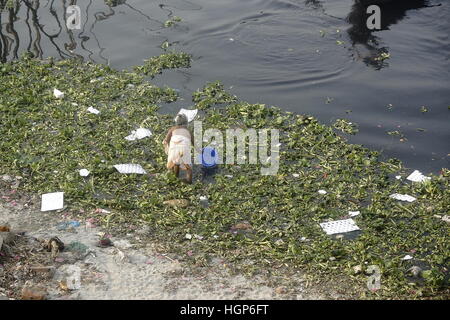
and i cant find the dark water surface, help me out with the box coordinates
[1,0,449,173]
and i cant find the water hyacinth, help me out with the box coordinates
[0,54,448,299]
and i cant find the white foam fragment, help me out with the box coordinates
[402,255,413,261]
[406,170,431,183]
[390,193,416,202]
[41,192,64,212]
[125,128,152,141]
[177,108,198,122]
[87,107,100,115]
[318,190,327,195]
[114,164,147,174]
[53,88,64,99]
[79,169,90,177]
[395,175,401,180]
[292,173,300,178]
[349,211,361,217]
[320,219,360,235]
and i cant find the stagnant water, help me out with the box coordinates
[1,0,448,173]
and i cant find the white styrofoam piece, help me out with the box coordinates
[113,164,147,174]
[320,219,360,235]
[41,192,64,211]
[79,169,90,177]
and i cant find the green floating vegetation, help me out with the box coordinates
[333,119,359,135]
[0,54,448,299]
[134,51,191,77]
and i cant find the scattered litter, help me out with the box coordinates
[407,266,422,278]
[114,164,147,174]
[390,193,416,202]
[94,208,110,214]
[53,88,64,99]
[193,234,204,240]
[406,170,431,183]
[395,175,401,180]
[353,265,363,274]
[79,169,90,177]
[42,237,65,257]
[0,223,10,232]
[87,106,100,115]
[224,175,233,179]
[442,215,450,223]
[185,233,192,240]
[97,238,113,248]
[163,199,190,208]
[320,219,360,235]
[114,239,133,250]
[318,190,327,195]
[65,265,81,290]
[115,249,127,262]
[41,192,64,211]
[402,255,413,261]
[292,173,300,178]
[21,285,47,300]
[65,242,88,256]
[56,221,81,230]
[125,128,152,141]
[177,108,198,122]
[349,211,361,217]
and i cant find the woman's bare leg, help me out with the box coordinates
[185,167,193,184]
[174,165,180,178]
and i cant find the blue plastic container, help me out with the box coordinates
[200,146,218,168]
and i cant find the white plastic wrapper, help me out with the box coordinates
[390,193,416,202]
[406,170,431,183]
[41,192,64,211]
[53,88,64,99]
[125,128,152,141]
[87,106,100,115]
[349,211,361,217]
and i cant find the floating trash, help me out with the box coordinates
[320,219,360,235]
[113,164,147,174]
[177,108,198,122]
[349,211,361,217]
[390,193,416,202]
[79,169,90,177]
[87,106,100,115]
[56,221,80,230]
[125,128,152,141]
[406,170,431,183]
[41,192,64,211]
[53,88,64,99]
